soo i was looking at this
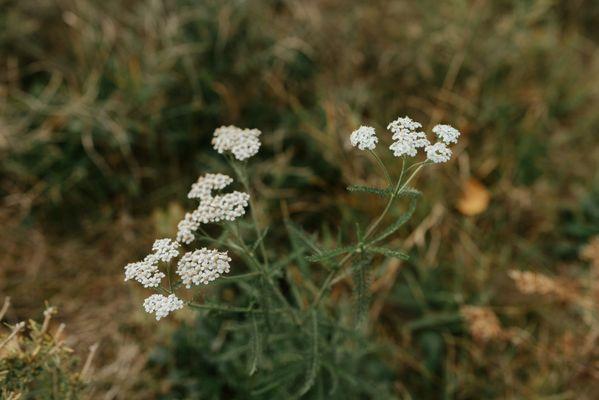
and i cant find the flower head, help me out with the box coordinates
[192,191,250,224]
[151,238,180,262]
[177,248,232,288]
[387,116,429,157]
[425,142,452,163]
[188,173,233,200]
[212,125,261,161]
[124,255,165,288]
[176,212,200,244]
[387,116,422,133]
[350,126,378,150]
[176,174,251,244]
[143,294,184,320]
[432,124,460,144]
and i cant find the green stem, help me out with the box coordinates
[369,150,392,186]
[313,159,426,305]
[230,218,300,325]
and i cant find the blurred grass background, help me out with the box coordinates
[1,0,598,398]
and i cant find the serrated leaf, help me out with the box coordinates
[306,246,356,263]
[347,184,393,196]
[366,246,409,260]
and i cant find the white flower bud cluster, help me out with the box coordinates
[176,174,249,244]
[151,238,180,262]
[425,142,452,163]
[349,116,461,164]
[176,248,232,288]
[188,173,233,200]
[176,212,200,245]
[388,116,430,157]
[124,255,165,288]
[124,239,179,287]
[143,294,185,320]
[350,126,378,150]
[193,192,250,224]
[212,125,262,161]
[432,124,460,144]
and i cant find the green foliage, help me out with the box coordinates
[351,255,373,324]
[148,313,396,399]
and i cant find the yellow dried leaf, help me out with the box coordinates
[457,179,490,216]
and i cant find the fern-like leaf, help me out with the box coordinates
[347,184,393,196]
[297,310,320,396]
[352,255,373,324]
[306,246,356,263]
[366,246,409,260]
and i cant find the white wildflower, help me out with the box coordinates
[425,142,452,163]
[151,238,180,262]
[192,191,250,224]
[176,248,232,288]
[387,116,422,133]
[212,125,261,161]
[387,116,430,157]
[188,173,233,200]
[143,294,184,321]
[124,254,165,288]
[432,124,460,144]
[350,125,378,150]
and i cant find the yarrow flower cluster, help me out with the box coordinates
[125,124,263,322]
[143,294,185,320]
[188,173,233,201]
[350,115,461,163]
[432,124,460,144]
[151,239,180,262]
[425,142,452,163]
[124,255,165,288]
[177,248,232,288]
[350,126,378,150]
[176,173,250,244]
[124,237,179,288]
[387,116,430,157]
[212,125,261,161]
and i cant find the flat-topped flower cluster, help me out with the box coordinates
[124,125,262,320]
[350,115,461,163]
